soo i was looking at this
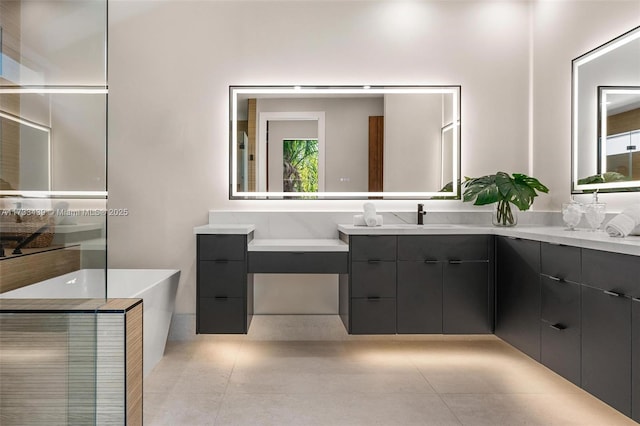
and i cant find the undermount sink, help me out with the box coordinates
[380,223,461,229]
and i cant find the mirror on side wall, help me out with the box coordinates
[572,25,640,193]
[229,86,461,200]
[0,111,51,191]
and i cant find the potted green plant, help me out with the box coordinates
[463,172,549,226]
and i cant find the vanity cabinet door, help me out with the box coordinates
[540,275,581,386]
[632,298,639,422]
[397,261,442,334]
[443,261,491,334]
[581,285,632,417]
[496,237,541,361]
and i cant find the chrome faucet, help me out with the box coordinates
[417,204,426,225]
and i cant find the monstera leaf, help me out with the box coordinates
[464,172,549,211]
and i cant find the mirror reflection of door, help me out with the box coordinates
[266,119,322,193]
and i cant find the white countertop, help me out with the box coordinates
[248,238,349,252]
[338,224,640,257]
[193,224,255,235]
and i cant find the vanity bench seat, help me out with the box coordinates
[248,239,349,274]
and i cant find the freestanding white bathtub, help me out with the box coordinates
[1,268,180,377]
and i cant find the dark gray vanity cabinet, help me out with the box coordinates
[581,249,636,417]
[197,234,253,334]
[496,236,541,361]
[633,297,640,423]
[349,236,397,334]
[396,235,492,334]
[539,243,581,386]
[397,261,442,333]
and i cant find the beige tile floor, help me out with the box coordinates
[144,316,638,426]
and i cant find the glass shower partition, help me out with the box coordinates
[0,0,118,424]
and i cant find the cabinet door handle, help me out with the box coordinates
[549,323,566,331]
[603,290,624,297]
[214,259,229,263]
[424,259,439,264]
[366,296,381,300]
[367,259,381,264]
[548,275,564,282]
[448,260,462,264]
[214,296,229,300]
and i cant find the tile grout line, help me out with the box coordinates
[406,348,465,426]
[212,337,246,426]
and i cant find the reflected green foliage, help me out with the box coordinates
[283,139,318,193]
[577,172,638,193]
[577,172,628,185]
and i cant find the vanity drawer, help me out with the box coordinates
[198,234,246,261]
[351,236,397,261]
[351,261,396,298]
[199,261,246,298]
[198,297,246,334]
[541,275,581,324]
[248,251,348,274]
[582,249,640,297]
[541,243,581,283]
[350,298,396,334]
[541,318,581,386]
[397,235,488,261]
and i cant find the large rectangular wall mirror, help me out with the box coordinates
[572,25,640,193]
[229,86,461,200]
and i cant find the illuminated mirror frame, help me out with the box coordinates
[572,26,640,193]
[229,86,461,200]
[0,87,108,198]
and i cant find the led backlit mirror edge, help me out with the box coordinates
[571,26,640,193]
[228,85,461,200]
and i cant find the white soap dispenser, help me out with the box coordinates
[584,190,606,231]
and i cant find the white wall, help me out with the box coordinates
[383,93,442,191]
[107,0,638,316]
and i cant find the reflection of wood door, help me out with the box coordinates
[369,116,384,193]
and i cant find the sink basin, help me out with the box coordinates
[380,224,461,229]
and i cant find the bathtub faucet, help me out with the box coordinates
[11,223,50,255]
[0,236,22,257]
